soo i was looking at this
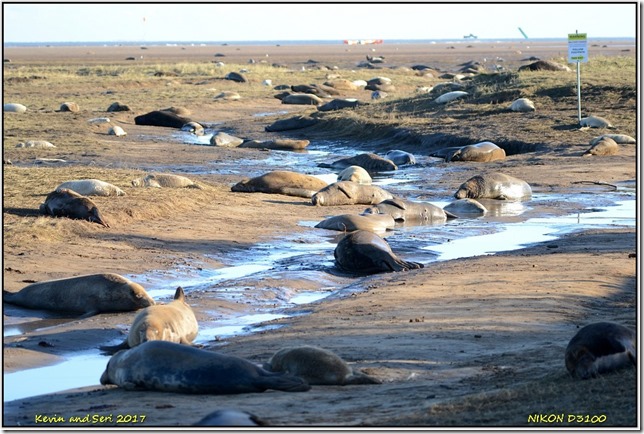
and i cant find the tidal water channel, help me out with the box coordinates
[4,133,636,402]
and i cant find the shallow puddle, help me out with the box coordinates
[3,135,636,402]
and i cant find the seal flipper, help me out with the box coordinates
[257,371,311,392]
[99,340,130,355]
[337,184,355,200]
[344,371,381,385]
[385,198,408,210]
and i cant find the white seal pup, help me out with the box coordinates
[589,134,635,145]
[509,97,536,112]
[337,165,372,184]
[131,173,203,189]
[580,115,614,129]
[434,91,468,104]
[55,179,126,196]
[4,103,27,113]
[108,125,127,137]
[16,140,56,148]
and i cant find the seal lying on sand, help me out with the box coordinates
[134,110,193,128]
[3,273,154,316]
[39,188,110,227]
[334,230,424,274]
[55,179,126,197]
[580,115,614,129]
[100,286,198,354]
[265,115,318,132]
[131,173,202,189]
[446,141,506,162]
[363,198,456,224]
[589,134,635,145]
[100,341,311,394]
[264,345,381,385]
[583,137,619,156]
[454,173,532,200]
[565,322,636,379]
[315,213,395,232]
[337,165,372,184]
[194,410,265,427]
[238,139,310,151]
[323,153,397,174]
[312,181,394,206]
[16,140,56,148]
[509,97,536,112]
[232,171,329,198]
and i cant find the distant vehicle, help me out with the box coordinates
[463,34,478,39]
[343,39,384,45]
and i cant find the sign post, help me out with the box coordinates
[568,31,588,125]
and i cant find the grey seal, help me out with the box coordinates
[99,340,311,394]
[315,213,395,232]
[454,173,532,200]
[39,188,110,227]
[334,230,424,274]
[100,286,198,354]
[337,165,372,184]
[265,115,318,132]
[363,198,456,223]
[447,141,506,162]
[55,179,126,197]
[264,345,381,385]
[583,137,619,156]
[324,153,397,175]
[3,273,154,316]
[312,181,394,206]
[194,409,265,426]
[384,150,416,166]
[565,322,636,379]
[131,173,202,189]
[232,171,329,198]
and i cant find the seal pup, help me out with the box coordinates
[589,134,635,145]
[232,171,328,198]
[3,273,154,316]
[264,345,381,386]
[281,93,324,106]
[55,179,126,197]
[509,97,535,112]
[454,173,532,201]
[447,141,506,162]
[210,131,244,147]
[58,102,80,112]
[100,286,198,354]
[181,122,204,136]
[39,188,110,227]
[312,181,394,206]
[16,140,56,148]
[100,341,311,394]
[334,230,423,274]
[4,103,27,113]
[324,153,397,175]
[583,137,619,156]
[106,102,131,112]
[580,115,614,129]
[131,173,202,189]
[443,198,487,216]
[108,125,127,137]
[337,165,372,184]
[315,213,395,233]
[384,150,416,166]
[194,409,265,427]
[565,322,636,379]
[434,91,468,104]
[363,198,456,224]
[214,91,241,101]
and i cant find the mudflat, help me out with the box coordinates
[2,40,637,427]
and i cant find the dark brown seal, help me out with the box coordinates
[264,345,381,385]
[232,171,329,198]
[39,188,110,227]
[3,273,154,316]
[565,322,636,379]
[100,286,198,354]
[334,230,424,274]
[134,110,192,128]
[100,340,311,394]
[325,153,397,175]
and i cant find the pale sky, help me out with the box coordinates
[3,2,639,44]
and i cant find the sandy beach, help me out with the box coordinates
[2,40,638,427]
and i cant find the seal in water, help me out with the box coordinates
[264,345,381,385]
[565,322,636,379]
[312,181,394,206]
[443,198,487,216]
[238,139,310,151]
[100,340,311,394]
[315,213,395,232]
[194,409,265,426]
[334,230,424,273]
[446,141,506,162]
[39,188,110,227]
[55,179,126,197]
[337,165,372,184]
[454,172,532,200]
[100,286,198,354]
[3,273,154,316]
[384,150,416,166]
[232,171,329,198]
[363,198,457,224]
[131,173,202,189]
